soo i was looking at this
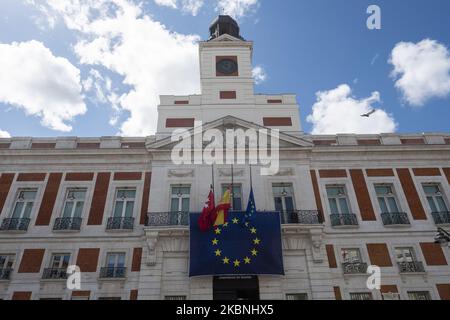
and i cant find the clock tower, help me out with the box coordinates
[199,15,255,105]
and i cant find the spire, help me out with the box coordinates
[209,15,244,41]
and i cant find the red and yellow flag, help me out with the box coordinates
[213,187,232,227]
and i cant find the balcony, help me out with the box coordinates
[342,262,368,274]
[432,211,450,225]
[146,211,323,227]
[42,268,67,280]
[53,217,82,231]
[0,268,12,280]
[280,210,323,225]
[106,217,135,231]
[0,218,30,231]
[381,212,410,226]
[398,261,425,273]
[99,267,126,279]
[330,214,358,227]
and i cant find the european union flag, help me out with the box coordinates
[189,212,284,277]
[244,188,256,225]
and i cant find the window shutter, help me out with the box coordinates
[76,248,100,272]
[420,243,448,266]
[18,249,45,273]
[367,244,392,267]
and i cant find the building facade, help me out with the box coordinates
[0,16,450,300]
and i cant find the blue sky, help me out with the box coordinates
[0,0,449,137]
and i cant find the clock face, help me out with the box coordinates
[216,59,238,75]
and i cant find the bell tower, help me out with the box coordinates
[199,15,255,105]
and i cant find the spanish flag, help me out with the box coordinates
[213,187,232,226]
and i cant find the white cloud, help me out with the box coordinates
[0,40,86,132]
[306,84,397,134]
[0,129,11,138]
[252,65,266,85]
[389,39,450,106]
[216,0,259,19]
[154,0,204,16]
[32,0,201,136]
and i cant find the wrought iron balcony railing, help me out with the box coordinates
[106,217,135,231]
[330,213,358,227]
[99,267,126,279]
[432,211,450,225]
[342,262,368,274]
[42,268,68,280]
[146,210,323,227]
[53,217,82,231]
[0,268,12,280]
[0,218,30,231]
[279,210,323,225]
[147,212,190,227]
[381,212,410,226]
[398,261,425,273]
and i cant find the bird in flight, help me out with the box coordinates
[361,109,377,117]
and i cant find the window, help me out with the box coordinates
[165,296,187,300]
[49,253,70,269]
[62,189,86,218]
[326,186,350,215]
[222,184,242,211]
[170,185,191,212]
[286,293,308,300]
[273,184,296,223]
[0,254,14,280]
[408,291,431,300]
[101,252,126,278]
[341,248,362,264]
[395,247,416,263]
[350,292,373,300]
[113,189,136,218]
[11,189,37,219]
[273,183,295,212]
[423,184,448,213]
[375,185,400,213]
[43,253,70,279]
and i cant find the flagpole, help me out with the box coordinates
[211,164,215,194]
[231,164,234,210]
[249,164,253,190]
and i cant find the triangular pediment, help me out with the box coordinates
[209,33,243,43]
[147,116,313,151]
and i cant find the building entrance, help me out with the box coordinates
[213,276,260,300]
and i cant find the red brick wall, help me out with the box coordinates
[366,169,394,177]
[350,169,376,221]
[12,292,32,300]
[140,172,152,225]
[18,249,45,273]
[113,172,142,181]
[65,172,94,181]
[0,173,15,216]
[130,290,139,300]
[412,168,441,176]
[420,243,448,266]
[87,173,110,225]
[17,173,46,182]
[310,170,324,222]
[326,245,337,268]
[263,117,292,127]
[131,248,142,272]
[76,249,100,273]
[71,291,91,299]
[35,173,62,226]
[436,284,450,300]
[333,286,342,300]
[367,244,392,267]
[319,169,347,178]
[166,118,195,128]
[396,168,427,220]
[442,168,450,185]
[401,138,425,145]
[220,91,237,99]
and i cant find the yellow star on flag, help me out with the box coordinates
[233,260,240,267]
[215,249,222,257]
[212,238,219,245]
[244,257,251,264]
[232,218,239,224]
[214,228,221,235]
[251,248,258,256]
[223,257,230,264]
[223,222,229,227]
[253,238,261,245]
[250,227,257,234]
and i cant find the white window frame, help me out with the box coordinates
[9,188,38,219]
[272,183,296,212]
[170,185,191,212]
[112,188,136,218]
[61,188,87,218]
[0,254,15,270]
[374,184,401,213]
[48,253,71,269]
[422,183,449,213]
[326,185,351,215]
